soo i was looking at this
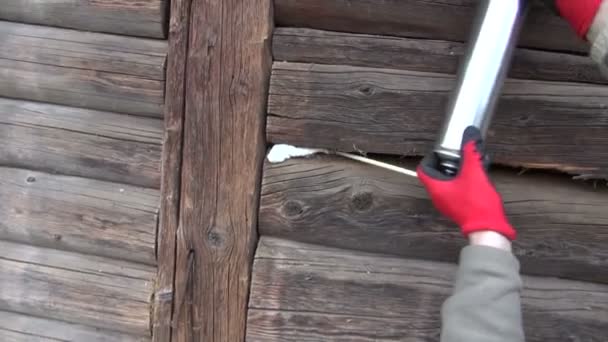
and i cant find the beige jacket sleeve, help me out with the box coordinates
[440,245,525,342]
[588,1,608,77]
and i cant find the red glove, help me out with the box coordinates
[554,0,603,37]
[417,126,516,241]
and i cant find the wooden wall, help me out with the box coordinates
[248,237,608,342]
[259,156,608,283]
[0,2,167,341]
[153,0,274,341]
[246,1,608,341]
[269,33,608,179]
[0,0,168,38]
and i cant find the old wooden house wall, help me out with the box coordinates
[0,1,168,340]
[152,1,608,342]
[247,1,608,341]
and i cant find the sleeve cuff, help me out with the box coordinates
[453,245,521,292]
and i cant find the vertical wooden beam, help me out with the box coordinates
[171,0,273,341]
[153,0,192,340]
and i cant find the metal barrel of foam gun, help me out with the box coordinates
[434,0,528,175]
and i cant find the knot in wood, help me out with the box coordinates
[533,242,556,253]
[358,85,375,96]
[207,229,224,248]
[518,114,531,124]
[283,200,304,217]
[26,176,36,183]
[351,191,373,211]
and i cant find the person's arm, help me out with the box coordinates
[417,126,524,342]
[441,232,524,342]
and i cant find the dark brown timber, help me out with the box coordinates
[0,21,166,117]
[247,237,608,342]
[168,0,273,341]
[0,98,162,188]
[0,240,155,336]
[267,62,608,179]
[152,0,192,339]
[259,155,608,283]
[273,0,587,53]
[273,28,606,85]
[0,311,149,342]
[0,0,168,38]
[0,167,159,265]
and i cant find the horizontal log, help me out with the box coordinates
[267,62,608,179]
[0,98,162,188]
[0,21,166,117]
[0,0,167,38]
[0,240,155,335]
[273,28,606,85]
[247,237,608,342]
[259,155,608,283]
[0,311,148,342]
[274,0,587,53]
[0,58,163,116]
[0,167,159,265]
[0,21,167,80]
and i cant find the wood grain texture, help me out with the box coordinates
[0,167,159,265]
[0,240,155,336]
[274,0,587,53]
[0,311,149,342]
[152,0,192,339]
[170,0,273,341]
[0,98,162,188]
[0,21,166,117]
[259,155,608,283]
[247,237,608,342]
[273,28,606,85]
[267,62,608,179]
[0,0,168,38]
[0,21,167,80]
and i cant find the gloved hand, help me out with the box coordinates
[417,126,516,241]
[552,0,608,77]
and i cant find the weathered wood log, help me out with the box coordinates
[0,21,166,117]
[247,237,608,342]
[273,28,606,85]
[274,0,587,53]
[0,240,155,335]
[268,62,608,179]
[0,311,149,342]
[152,0,191,338]
[0,98,162,188]
[0,167,159,265]
[0,0,167,38]
[168,0,273,341]
[259,155,608,283]
[0,21,167,80]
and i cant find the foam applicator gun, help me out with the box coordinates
[434,0,528,175]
